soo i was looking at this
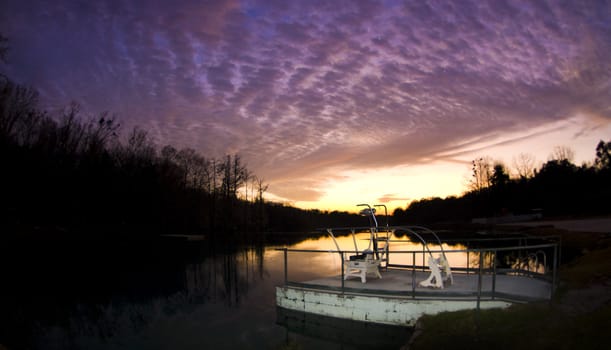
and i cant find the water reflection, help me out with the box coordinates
[0,239,281,350]
[0,233,550,349]
[292,232,470,268]
[277,307,412,350]
[0,236,415,350]
[284,232,550,280]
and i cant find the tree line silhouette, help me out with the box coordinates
[0,81,245,238]
[3,72,609,238]
[0,72,369,241]
[393,142,611,224]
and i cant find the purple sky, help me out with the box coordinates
[2,0,610,211]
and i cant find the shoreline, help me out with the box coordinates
[406,219,611,349]
[501,216,611,233]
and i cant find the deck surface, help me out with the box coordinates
[300,268,552,301]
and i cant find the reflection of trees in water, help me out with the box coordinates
[506,249,548,274]
[468,251,496,269]
[4,244,267,350]
[184,246,265,306]
[469,249,550,274]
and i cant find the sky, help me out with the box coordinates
[1,0,610,213]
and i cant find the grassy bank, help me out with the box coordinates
[409,228,611,350]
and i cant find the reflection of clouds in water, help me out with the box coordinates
[289,233,472,269]
[310,232,381,251]
[279,234,550,284]
[290,236,340,250]
[286,234,382,277]
[388,240,469,268]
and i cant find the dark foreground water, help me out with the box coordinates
[0,236,411,350]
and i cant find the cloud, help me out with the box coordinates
[1,0,610,204]
[377,194,412,204]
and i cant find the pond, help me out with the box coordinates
[0,234,415,350]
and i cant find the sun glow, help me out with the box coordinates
[294,162,467,213]
[290,114,611,213]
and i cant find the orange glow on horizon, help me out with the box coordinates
[278,115,611,213]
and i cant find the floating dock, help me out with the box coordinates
[276,206,559,327]
[276,268,553,327]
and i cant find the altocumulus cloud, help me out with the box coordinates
[1,0,610,203]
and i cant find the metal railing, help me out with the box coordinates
[277,239,560,306]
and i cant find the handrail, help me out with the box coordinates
[276,239,559,304]
[277,242,558,254]
[320,226,559,242]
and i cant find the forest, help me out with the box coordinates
[393,143,611,224]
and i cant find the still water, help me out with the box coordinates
[0,234,417,350]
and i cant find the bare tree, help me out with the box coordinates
[124,127,156,164]
[56,104,85,154]
[82,111,120,156]
[255,177,268,203]
[160,145,177,162]
[232,154,249,197]
[469,156,493,192]
[176,148,198,189]
[0,78,39,143]
[219,154,250,199]
[511,153,536,179]
[242,173,260,202]
[549,146,575,163]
